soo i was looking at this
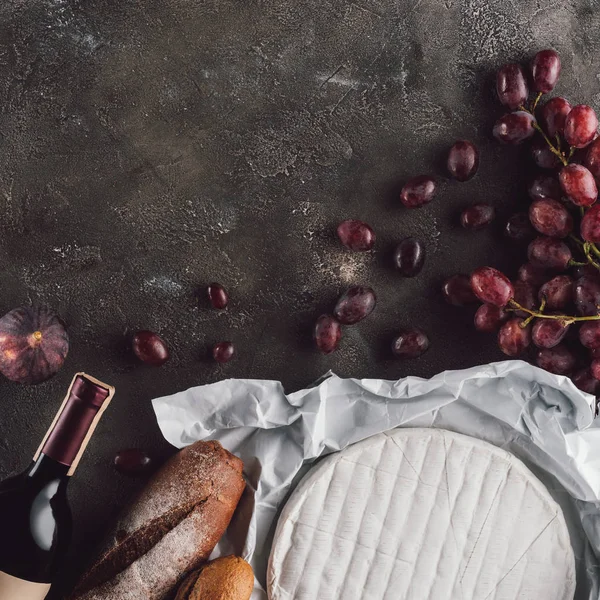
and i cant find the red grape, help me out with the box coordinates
[391,327,430,358]
[505,213,535,241]
[559,164,598,206]
[512,281,537,316]
[518,263,549,286]
[532,318,569,348]
[580,204,600,243]
[572,368,600,394]
[314,315,342,354]
[442,274,478,306]
[337,219,376,251]
[496,64,528,109]
[114,449,153,476]
[447,140,479,181]
[400,175,436,208]
[573,264,600,280]
[592,360,600,381]
[531,137,560,170]
[498,318,531,356]
[532,49,561,93]
[460,203,495,230]
[536,344,576,374]
[334,286,376,324]
[207,283,229,309]
[585,137,600,179]
[540,97,571,137]
[132,331,170,366]
[564,105,598,148]
[474,304,507,333]
[213,341,235,363]
[528,199,572,238]
[527,237,572,270]
[579,321,600,349]
[470,267,514,307]
[528,174,562,202]
[493,111,536,144]
[538,275,573,310]
[574,276,600,316]
[394,238,425,277]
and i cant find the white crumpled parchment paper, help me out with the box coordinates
[152,360,600,599]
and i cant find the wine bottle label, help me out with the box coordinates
[0,571,50,599]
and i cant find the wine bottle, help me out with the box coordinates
[0,373,114,600]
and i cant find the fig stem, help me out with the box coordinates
[508,299,600,324]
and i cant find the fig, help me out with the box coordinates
[0,305,69,384]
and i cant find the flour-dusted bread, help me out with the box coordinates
[72,440,245,600]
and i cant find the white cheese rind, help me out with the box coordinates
[268,428,576,600]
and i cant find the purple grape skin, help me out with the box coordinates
[529,199,572,238]
[559,164,598,207]
[393,238,425,277]
[592,360,600,381]
[505,213,535,241]
[447,140,479,182]
[527,237,572,270]
[207,283,229,309]
[579,321,600,349]
[333,286,376,324]
[498,318,531,356]
[493,111,536,145]
[337,220,376,251]
[314,315,342,354]
[564,105,599,149]
[532,49,561,93]
[470,267,514,307]
[574,277,600,316]
[528,175,562,202]
[400,175,436,208]
[474,304,507,333]
[518,263,549,286]
[536,344,576,375]
[531,137,560,170]
[512,281,537,317]
[496,64,528,109]
[391,327,430,358]
[580,204,600,243]
[460,204,495,230]
[572,368,600,395]
[538,275,573,310]
[442,274,478,306]
[540,97,571,137]
[585,137,600,179]
[532,318,569,349]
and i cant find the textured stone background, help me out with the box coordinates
[0,0,599,596]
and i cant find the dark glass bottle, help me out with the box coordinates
[0,374,114,600]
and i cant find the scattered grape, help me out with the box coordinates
[337,219,376,251]
[393,238,425,277]
[400,175,436,208]
[447,140,479,181]
[505,213,535,241]
[460,203,495,230]
[493,111,536,144]
[536,345,576,375]
[528,198,572,238]
[207,283,229,309]
[574,276,600,316]
[391,327,430,358]
[314,315,342,354]
[498,318,531,356]
[528,174,562,202]
[518,263,549,286]
[531,137,560,170]
[114,449,153,476]
[564,105,599,148]
[334,286,376,324]
[540,97,571,137]
[213,341,235,363]
[132,331,170,366]
[496,64,528,109]
[580,204,600,243]
[532,49,561,93]
[579,321,600,349]
[470,267,514,307]
[572,368,600,394]
[442,274,478,306]
[559,164,598,206]
[538,275,573,310]
[474,304,507,333]
[527,236,572,270]
[585,137,600,179]
[532,318,569,349]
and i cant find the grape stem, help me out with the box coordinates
[583,242,600,271]
[532,91,543,112]
[590,242,600,259]
[531,122,569,166]
[509,299,600,324]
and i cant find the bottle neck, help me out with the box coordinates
[27,453,70,482]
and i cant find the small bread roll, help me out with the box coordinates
[175,556,253,600]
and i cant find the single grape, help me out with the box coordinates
[460,203,495,230]
[538,275,573,310]
[572,368,600,394]
[493,111,536,144]
[585,137,600,179]
[498,318,531,356]
[531,137,560,170]
[512,281,537,317]
[579,321,600,349]
[337,219,376,251]
[334,286,376,324]
[394,238,425,277]
[114,449,153,476]
[518,263,549,286]
[505,213,535,241]
[591,360,600,381]
[532,318,569,349]
[314,315,342,354]
[442,274,478,306]
[496,63,529,109]
[564,105,599,148]
[532,49,561,93]
[536,344,576,374]
[527,237,572,270]
[207,282,229,309]
[400,175,436,208]
[528,174,562,202]
[474,304,507,333]
[447,140,479,181]
[574,276,600,316]
[470,267,514,307]
[580,204,600,243]
[559,164,598,206]
[132,331,170,366]
[391,327,430,358]
[540,97,571,137]
[572,264,600,280]
[213,341,235,363]
[528,199,572,238]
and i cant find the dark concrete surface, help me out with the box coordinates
[0,0,599,595]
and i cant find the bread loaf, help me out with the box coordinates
[72,440,245,600]
[174,556,254,600]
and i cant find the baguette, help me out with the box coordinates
[72,440,245,600]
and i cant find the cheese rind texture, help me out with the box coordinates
[268,428,576,600]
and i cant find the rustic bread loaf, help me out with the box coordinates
[71,440,245,600]
[174,556,254,600]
